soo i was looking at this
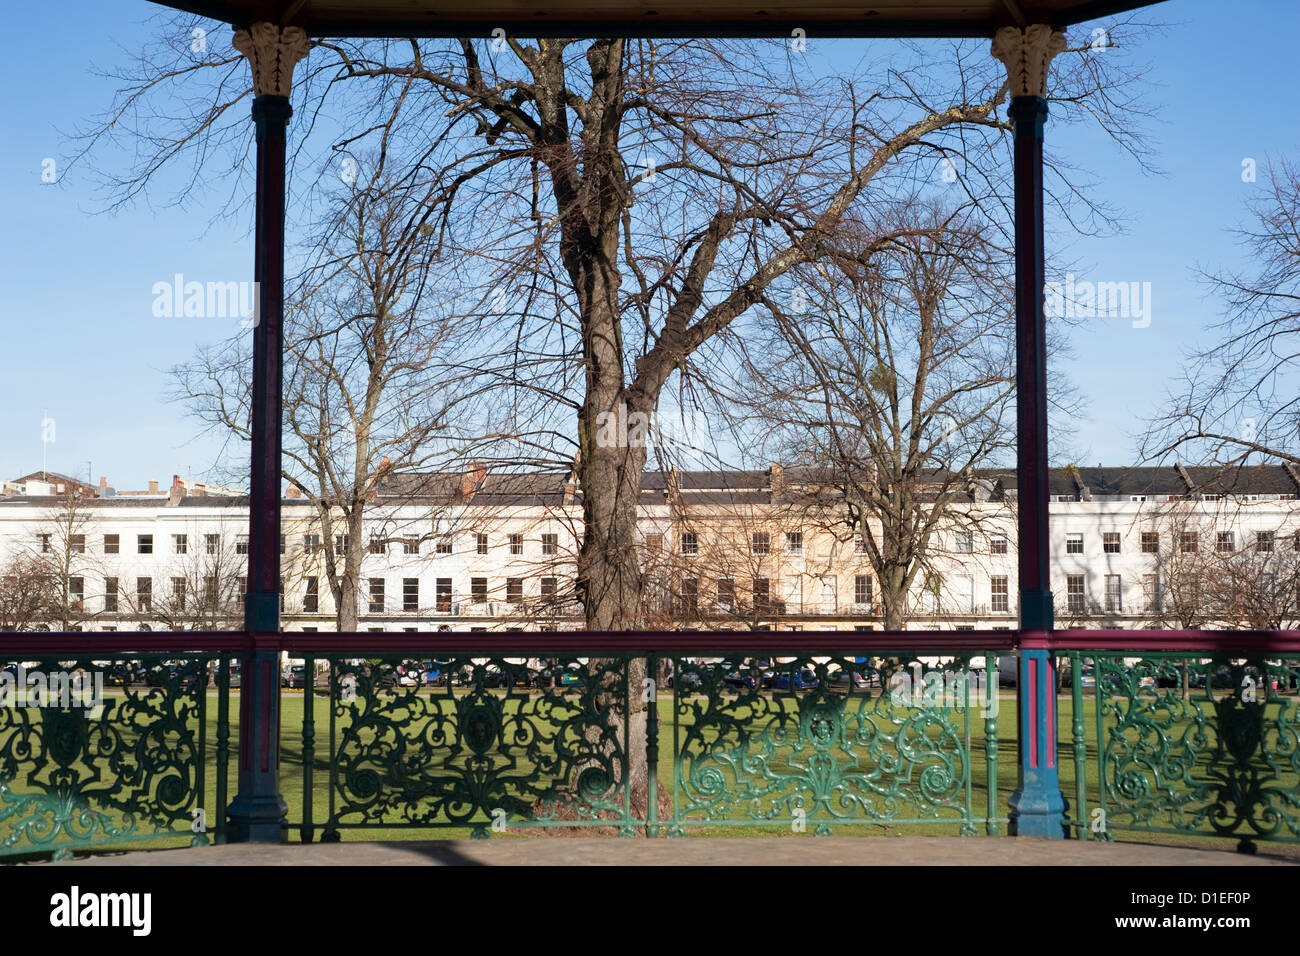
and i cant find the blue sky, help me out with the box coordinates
[1,0,1297,489]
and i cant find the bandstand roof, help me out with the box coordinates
[144,0,1169,38]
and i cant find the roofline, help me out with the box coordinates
[147,0,1168,39]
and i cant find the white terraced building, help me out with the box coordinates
[2,464,1299,633]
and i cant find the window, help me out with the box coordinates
[541,577,557,600]
[1065,533,1083,555]
[104,534,119,554]
[1102,532,1121,554]
[955,531,973,554]
[1217,531,1235,553]
[1066,574,1085,614]
[235,534,249,554]
[205,533,219,555]
[1143,573,1161,613]
[1180,532,1198,554]
[336,534,350,555]
[681,531,698,556]
[403,538,419,555]
[990,534,1008,555]
[302,577,318,613]
[542,533,558,555]
[204,575,219,605]
[506,578,523,603]
[171,577,187,610]
[436,578,452,612]
[645,533,663,552]
[717,578,735,611]
[173,534,188,555]
[1104,574,1122,613]
[279,534,286,555]
[136,578,152,613]
[435,537,453,555]
[476,533,489,555]
[854,534,867,555]
[38,533,51,553]
[785,532,803,555]
[303,534,321,555]
[403,578,419,612]
[71,534,86,554]
[681,577,699,612]
[138,534,153,555]
[753,577,770,611]
[104,577,118,613]
[368,578,385,613]
[368,536,385,555]
[855,575,873,606]
[752,532,770,555]
[68,576,84,611]
[1257,531,1275,553]
[471,578,488,603]
[991,575,1009,613]
[1140,532,1159,554]
[509,534,524,555]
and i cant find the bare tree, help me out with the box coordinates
[740,204,1023,630]
[172,154,482,631]
[1144,158,1300,466]
[0,554,60,632]
[149,532,247,630]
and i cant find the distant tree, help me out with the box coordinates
[0,554,59,632]
[1144,158,1300,467]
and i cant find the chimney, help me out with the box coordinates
[173,474,182,488]
[287,484,301,499]
[147,480,159,494]
[167,483,183,506]
[665,467,680,504]
[460,461,486,499]
[99,476,107,488]
[770,464,784,502]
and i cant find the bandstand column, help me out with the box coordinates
[992,23,1069,839]
[227,21,308,843]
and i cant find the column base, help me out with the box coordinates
[1008,770,1068,838]
[226,793,289,843]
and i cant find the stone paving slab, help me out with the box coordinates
[51,837,1297,866]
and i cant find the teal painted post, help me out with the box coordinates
[993,24,1069,839]
[646,654,660,837]
[985,652,999,835]
[301,653,315,843]
[215,654,230,845]
[1071,652,1088,839]
[227,23,308,843]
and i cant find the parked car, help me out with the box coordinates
[146,660,206,691]
[769,668,819,691]
[281,664,307,689]
[671,670,703,692]
[826,669,870,691]
[723,671,759,690]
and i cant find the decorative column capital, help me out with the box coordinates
[991,24,1067,98]
[233,22,310,98]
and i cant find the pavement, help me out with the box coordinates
[49,836,1298,866]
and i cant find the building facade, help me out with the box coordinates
[3,465,1299,633]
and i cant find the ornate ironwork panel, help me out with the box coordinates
[666,653,998,835]
[0,654,228,859]
[1069,652,1300,852]
[314,655,635,838]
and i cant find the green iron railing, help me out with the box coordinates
[287,637,1007,840]
[1061,643,1300,853]
[0,652,234,860]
